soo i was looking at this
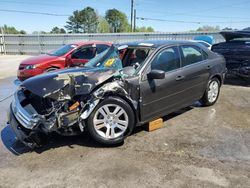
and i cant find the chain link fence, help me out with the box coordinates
[0,32,224,55]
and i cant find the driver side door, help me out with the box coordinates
[139,46,186,122]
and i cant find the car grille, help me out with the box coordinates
[11,90,40,129]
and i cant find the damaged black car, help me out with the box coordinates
[8,40,226,148]
[212,30,250,78]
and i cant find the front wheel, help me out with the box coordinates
[200,77,221,106]
[87,96,135,145]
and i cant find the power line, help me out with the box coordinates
[0,9,70,16]
[136,8,250,20]
[137,17,201,24]
[137,17,250,24]
[137,0,250,13]
[135,0,250,20]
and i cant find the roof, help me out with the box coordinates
[71,41,112,46]
[122,40,196,48]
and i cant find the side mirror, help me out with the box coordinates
[147,69,165,80]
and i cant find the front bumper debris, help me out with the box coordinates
[8,105,40,148]
[8,90,44,149]
[11,91,40,130]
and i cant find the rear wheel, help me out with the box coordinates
[200,77,220,106]
[87,96,135,145]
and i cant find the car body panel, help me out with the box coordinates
[8,41,226,148]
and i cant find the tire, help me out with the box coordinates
[87,96,135,145]
[200,77,221,106]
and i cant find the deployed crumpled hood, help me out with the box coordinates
[220,30,250,41]
[21,67,117,100]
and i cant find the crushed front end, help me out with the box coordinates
[8,87,83,148]
[7,45,140,149]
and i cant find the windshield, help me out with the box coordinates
[84,45,123,70]
[48,44,77,56]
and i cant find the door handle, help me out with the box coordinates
[175,75,185,81]
[206,65,211,70]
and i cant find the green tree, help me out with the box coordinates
[65,10,84,33]
[98,17,110,33]
[50,27,66,34]
[2,24,26,34]
[105,9,130,33]
[196,25,220,32]
[136,26,154,32]
[65,7,99,33]
[81,7,99,33]
[32,31,48,34]
[19,30,27,34]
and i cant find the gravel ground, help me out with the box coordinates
[0,55,249,188]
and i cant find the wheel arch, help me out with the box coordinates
[47,65,61,70]
[210,74,222,86]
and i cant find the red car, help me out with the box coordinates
[17,41,112,81]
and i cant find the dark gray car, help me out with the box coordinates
[8,40,226,148]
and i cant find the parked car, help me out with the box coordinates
[8,40,226,148]
[212,30,250,78]
[17,41,112,81]
[190,40,212,50]
[192,35,214,50]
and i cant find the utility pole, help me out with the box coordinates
[131,0,134,32]
[133,9,136,32]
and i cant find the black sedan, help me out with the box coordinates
[8,40,226,148]
[212,30,250,78]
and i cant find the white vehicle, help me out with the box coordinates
[190,40,212,50]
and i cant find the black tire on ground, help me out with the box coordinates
[200,77,221,107]
[87,96,135,145]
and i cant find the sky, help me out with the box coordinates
[1,0,250,33]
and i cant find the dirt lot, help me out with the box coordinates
[0,55,249,188]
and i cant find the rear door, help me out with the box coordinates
[178,45,210,104]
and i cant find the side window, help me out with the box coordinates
[96,44,110,54]
[151,47,181,72]
[71,47,96,59]
[181,45,203,66]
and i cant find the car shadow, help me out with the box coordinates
[1,105,195,155]
[1,124,124,155]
